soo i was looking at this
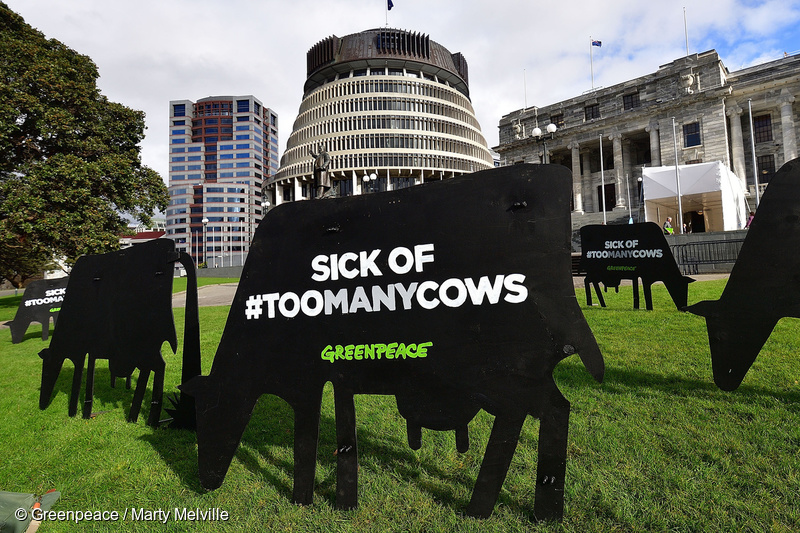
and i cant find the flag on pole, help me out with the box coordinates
[591,40,602,47]
[388,0,394,10]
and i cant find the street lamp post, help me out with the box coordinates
[362,172,377,194]
[531,122,558,164]
[201,217,208,267]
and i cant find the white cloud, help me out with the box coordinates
[6,0,798,183]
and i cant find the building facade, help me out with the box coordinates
[268,28,494,204]
[496,50,800,230]
[165,96,279,266]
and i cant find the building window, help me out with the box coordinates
[585,104,600,120]
[757,154,776,182]
[623,92,640,110]
[683,122,701,147]
[237,100,250,113]
[173,104,186,117]
[550,113,564,128]
[753,115,773,143]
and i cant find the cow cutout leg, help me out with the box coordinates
[584,278,593,306]
[146,357,166,427]
[82,357,96,419]
[67,356,85,418]
[455,425,470,453]
[592,282,606,307]
[128,368,151,423]
[633,278,640,309]
[292,389,323,506]
[533,393,570,522]
[334,387,359,510]
[465,414,526,519]
[406,420,422,450]
[643,282,654,311]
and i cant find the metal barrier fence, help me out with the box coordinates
[670,238,745,275]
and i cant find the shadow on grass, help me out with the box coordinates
[7,326,52,343]
[139,425,204,492]
[42,365,138,414]
[207,393,541,521]
[555,359,800,404]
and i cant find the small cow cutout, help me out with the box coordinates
[580,222,694,310]
[182,164,604,521]
[5,277,69,343]
[687,157,800,390]
[38,239,200,428]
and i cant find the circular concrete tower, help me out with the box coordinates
[269,28,494,203]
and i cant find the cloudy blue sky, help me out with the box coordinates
[7,0,800,183]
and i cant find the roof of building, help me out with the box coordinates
[304,28,470,97]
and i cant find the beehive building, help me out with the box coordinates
[269,28,494,204]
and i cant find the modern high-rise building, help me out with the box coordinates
[165,95,279,266]
[268,28,494,205]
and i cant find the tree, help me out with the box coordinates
[0,3,168,287]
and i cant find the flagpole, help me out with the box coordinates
[684,7,689,56]
[590,36,595,89]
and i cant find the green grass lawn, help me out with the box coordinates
[1,279,799,532]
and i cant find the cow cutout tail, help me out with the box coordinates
[165,252,200,429]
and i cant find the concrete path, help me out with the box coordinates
[172,282,239,308]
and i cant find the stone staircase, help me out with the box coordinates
[570,210,643,252]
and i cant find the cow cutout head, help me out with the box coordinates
[686,157,800,392]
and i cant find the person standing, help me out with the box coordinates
[663,217,674,235]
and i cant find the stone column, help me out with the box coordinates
[622,139,633,212]
[610,132,626,209]
[569,141,583,213]
[727,103,747,191]
[581,149,593,212]
[646,120,661,167]
[779,89,798,161]
[294,176,302,202]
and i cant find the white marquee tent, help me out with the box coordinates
[642,161,748,232]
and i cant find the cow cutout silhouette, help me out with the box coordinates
[687,157,800,390]
[181,165,604,521]
[38,239,200,428]
[5,277,69,343]
[580,223,695,310]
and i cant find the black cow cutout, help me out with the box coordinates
[5,277,69,343]
[181,164,605,521]
[580,223,695,310]
[38,239,200,428]
[687,157,800,391]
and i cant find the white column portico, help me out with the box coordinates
[569,141,583,213]
[610,132,626,209]
[727,103,747,191]
[646,120,662,167]
[581,149,593,212]
[779,89,798,162]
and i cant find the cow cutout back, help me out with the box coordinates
[687,157,800,390]
[38,239,200,428]
[580,223,694,310]
[182,164,604,521]
[6,277,69,343]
